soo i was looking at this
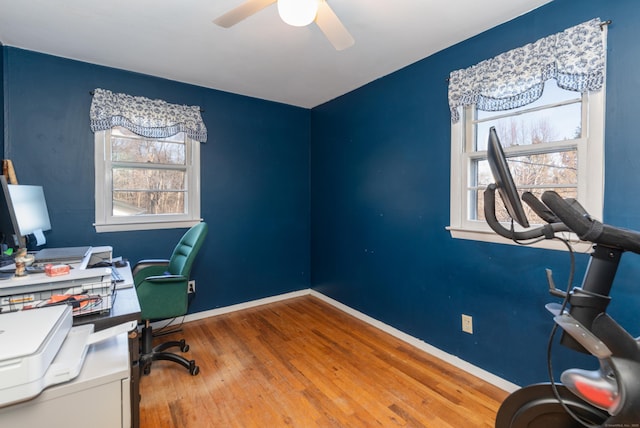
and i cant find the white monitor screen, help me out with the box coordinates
[7,184,52,235]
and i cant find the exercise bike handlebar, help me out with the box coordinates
[541,191,640,255]
[484,184,640,254]
[521,191,561,224]
[484,185,571,240]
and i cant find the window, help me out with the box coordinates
[449,81,604,249]
[90,89,207,232]
[94,127,201,232]
[447,19,607,250]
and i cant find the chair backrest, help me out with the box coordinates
[167,222,208,277]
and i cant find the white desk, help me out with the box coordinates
[0,333,131,428]
[113,262,134,289]
[0,249,141,428]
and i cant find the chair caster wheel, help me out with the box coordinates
[179,339,189,352]
[189,361,200,376]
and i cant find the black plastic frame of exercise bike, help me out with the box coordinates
[495,383,608,427]
[485,129,640,427]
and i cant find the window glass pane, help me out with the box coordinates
[473,149,578,224]
[112,168,186,216]
[476,103,581,151]
[112,191,185,216]
[476,150,578,188]
[113,168,186,191]
[475,81,582,151]
[111,138,185,165]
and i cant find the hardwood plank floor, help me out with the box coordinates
[139,296,507,427]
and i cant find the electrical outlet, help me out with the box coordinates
[462,314,473,334]
[188,280,196,294]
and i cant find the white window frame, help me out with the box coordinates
[448,87,605,252]
[94,128,201,233]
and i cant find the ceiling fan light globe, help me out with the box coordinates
[277,0,319,27]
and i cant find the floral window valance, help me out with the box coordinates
[90,88,207,142]
[448,18,607,123]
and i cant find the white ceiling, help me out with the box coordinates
[0,0,551,108]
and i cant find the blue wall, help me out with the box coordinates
[2,48,311,313]
[311,0,640,386]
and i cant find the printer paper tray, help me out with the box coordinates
[0,319,136,408]
[0,324,93,407]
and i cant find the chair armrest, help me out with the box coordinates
[132,259,170,276]
[144,274,186,283]
[132,259,170,286]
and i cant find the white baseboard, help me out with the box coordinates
[182,289,311,322]
[179,288,519,393]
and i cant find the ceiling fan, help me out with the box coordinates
[213,0,355,51]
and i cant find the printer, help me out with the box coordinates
[0,305,134,407]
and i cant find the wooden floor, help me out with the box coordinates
[139,296,507,427]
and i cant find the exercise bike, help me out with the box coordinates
[484,127,640,427]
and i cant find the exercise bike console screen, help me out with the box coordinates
[487,127,529,228]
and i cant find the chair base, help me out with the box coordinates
[140,322,200,376]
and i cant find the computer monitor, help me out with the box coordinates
[7,182,52,249]
[487,126,530,228]
[0,175,22,250]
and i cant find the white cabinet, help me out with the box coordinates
[0,333,130,428]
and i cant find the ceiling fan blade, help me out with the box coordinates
[315,0,354,51]
[213,0,277,28]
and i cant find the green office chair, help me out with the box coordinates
[133,222,208,376]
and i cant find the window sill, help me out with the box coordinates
[447,226,592,253]
[95,219,202,233]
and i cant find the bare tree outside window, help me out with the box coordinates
[110,127,189,217]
